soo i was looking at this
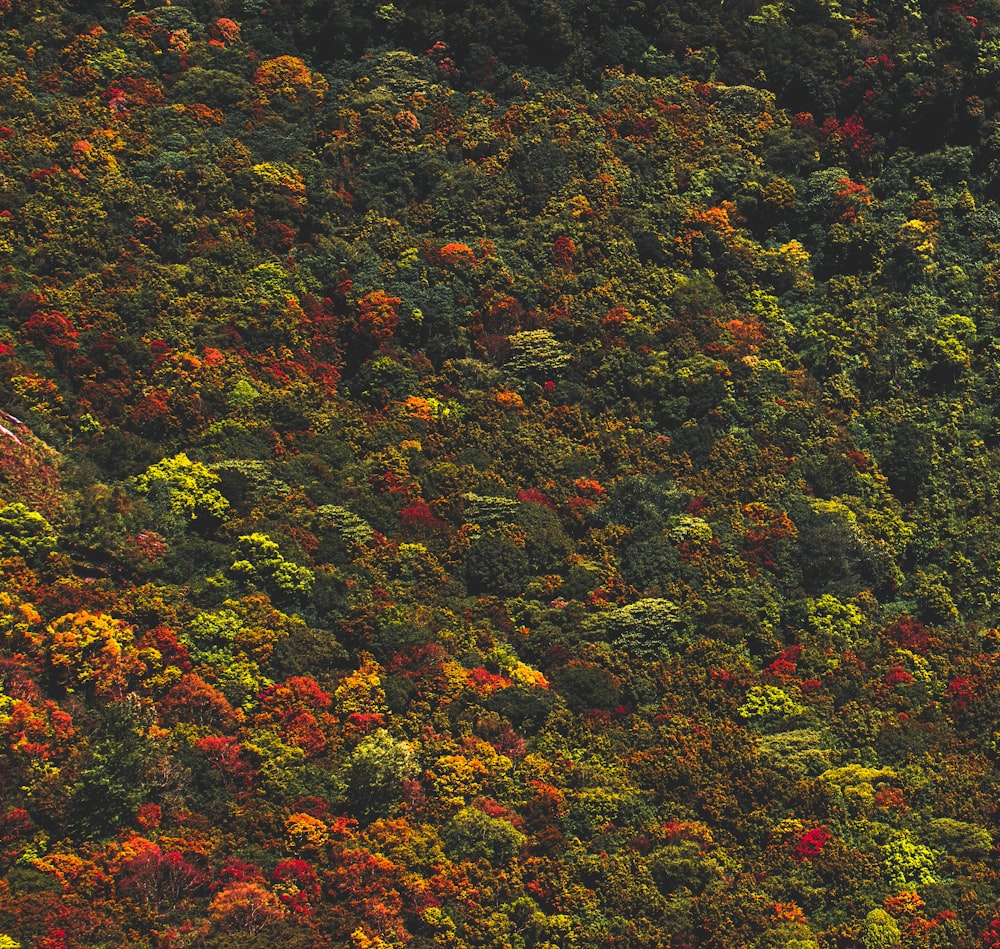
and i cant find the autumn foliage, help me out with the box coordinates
[0,0,999,945]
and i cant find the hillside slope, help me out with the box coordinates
[1,1,1000,946]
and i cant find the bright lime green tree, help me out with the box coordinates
[133,452,229,530]
[229,533,314,601]
[739,685,805,725]
[0,502,56,561]
[861,909,901,949]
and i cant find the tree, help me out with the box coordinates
[209,881,287,934]
[504,329,571,383]
[116,837,208,910]
[0,503,56,562]
[464,535,530,597]
[158,673,242,730]
[583,598,689,658]
[881,832,939,889]
[444,806,526,865]
[253,55,328,114]
[738,686,806,727]
[132,453,229,532]
[228,532,314,602]
[71,694,158,838]
[551,662,621,713]
[753,922,819,949]
[35,611,142,698]
[342,728,417,820]
[860,909,900,949]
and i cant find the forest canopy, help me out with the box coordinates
[1,0,1000,946]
